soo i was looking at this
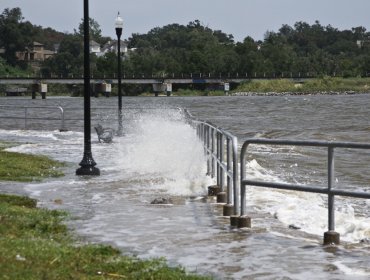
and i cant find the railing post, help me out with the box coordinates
[231,142,251,228]
[202,123,206,146]
[206,126,211,175]
[232,137,240,216]
[324,146,340,245]
[58,106,68,132]
[211,128,215,178]
[216,132,221,187]
[223,137,234,216]
[226,138,232,203]
[240,145,247,216]
[24,107,28,129]
[219,133,224,191]
[217,132,227,203]
[328,146,335,231]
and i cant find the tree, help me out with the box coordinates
[0,8,33,66]
[41,34,83,77]
[75,17,102,43]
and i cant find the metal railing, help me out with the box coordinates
[185,110,239,216]
[0,105,66,131]
[0,105,184,132]
[2,72,369,80]
[239,138,370,244]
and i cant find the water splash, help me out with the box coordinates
[113,111,211,196]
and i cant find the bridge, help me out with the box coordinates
[0,74,313,98]
[0,76,249,85]
[0,76,253,98]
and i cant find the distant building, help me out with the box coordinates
[53,43,60,53]
[90,40,101,54]
[16,42,55,62]
[98,40,128,57]
[356,40,370,48]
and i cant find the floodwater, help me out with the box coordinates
[0,94,369,279]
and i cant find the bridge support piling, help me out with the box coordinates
[31,83,47,99]
[166,83,172,96]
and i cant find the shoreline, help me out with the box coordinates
[230,90,369,96]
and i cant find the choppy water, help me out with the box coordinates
[0,94,369,279]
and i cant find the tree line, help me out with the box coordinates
[1,7,370,79]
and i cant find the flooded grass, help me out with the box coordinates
[0,143,65,182]
[0,142,211,279]
[0,194,211,279]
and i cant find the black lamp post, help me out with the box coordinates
[115,12,124,136]
[76,0,100,176]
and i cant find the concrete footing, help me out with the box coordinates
[223,204,234,216]
[230,215,251,228]
[323,231,340,245]
[237,216,251,228]
[230,215,239,227]
[217,192,227,203]
[208,185,221,196]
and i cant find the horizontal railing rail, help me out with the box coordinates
[238,138,370,245]
[0,105,184,131]
[0,105,66,131]
[1,72,369,81]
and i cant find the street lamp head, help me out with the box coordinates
[115,12,123,36]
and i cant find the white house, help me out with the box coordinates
[90,40,101,54]
[98,40,128,57]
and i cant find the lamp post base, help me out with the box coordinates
[76,166,100,176]
[76,153,100,176]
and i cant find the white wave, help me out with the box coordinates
[334,261,370,276]
[245,158,370,243]
[113,113,211,196]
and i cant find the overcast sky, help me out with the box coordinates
[2,0,370,42]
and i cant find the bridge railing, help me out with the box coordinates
[184,110,240,216]
[2,71,370,81]
[236,138,370,245]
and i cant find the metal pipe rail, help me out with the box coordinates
[0,105,66,131]
[0,105,184,131]
[185,110,239,216]
[239,138,370,244]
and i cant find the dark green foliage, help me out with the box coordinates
[0,8,65,68]
[0,8,32,67]
[122,20,370,79]
[1,7,370,84]
[41,34,84,77]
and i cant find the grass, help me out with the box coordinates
[0,144,211,279]
[0,143,65,182]
[139,89,226,96]
[0,194,211,279]
[235,77,370,93]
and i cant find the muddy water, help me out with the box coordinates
[0,94,369,279]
